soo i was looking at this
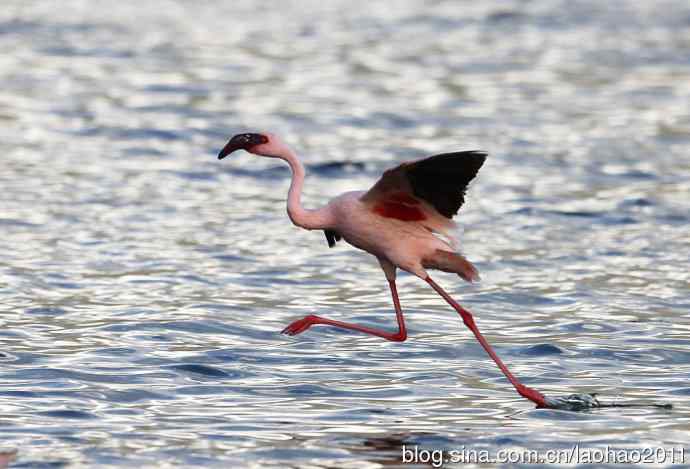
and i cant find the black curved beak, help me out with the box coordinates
[218,133,269,159]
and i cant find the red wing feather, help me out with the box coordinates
[373,193,427,221]
[362,151,487,220]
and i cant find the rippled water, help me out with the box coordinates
[1,0,690,467]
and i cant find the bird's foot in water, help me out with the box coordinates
[281,315,319,336]
[543,393,673,411]
[542,393,602,411]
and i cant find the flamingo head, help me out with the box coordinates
[217,132,286,159]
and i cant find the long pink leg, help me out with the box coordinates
[425,276,548,408]
[281,279,407,342]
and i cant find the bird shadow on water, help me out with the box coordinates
[320,398,676,467]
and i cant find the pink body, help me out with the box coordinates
[218,132,550,408]
[236,133,468,280]
[324,191,455,278]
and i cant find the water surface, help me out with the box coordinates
[1,0,689,467]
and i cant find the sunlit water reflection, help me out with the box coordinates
[1,0,689,467]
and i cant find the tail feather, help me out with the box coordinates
[422,249,480,282]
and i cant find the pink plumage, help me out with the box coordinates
[218,132,550,408]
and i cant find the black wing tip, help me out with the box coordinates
[324,229,341,248]
[469,150,488,160]
[407,150,488,219]
[463,150,487,168]
[421,150,487,170]
[429,150,487,156]
[434,150,487,161]
[467,150,487,169]
[415,150,488,174]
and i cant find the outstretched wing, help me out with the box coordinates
[361,151,487,219]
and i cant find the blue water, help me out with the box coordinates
[1,0,690,467]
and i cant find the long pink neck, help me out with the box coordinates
[278,148,333,230]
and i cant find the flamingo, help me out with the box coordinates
[218,132,550,408]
